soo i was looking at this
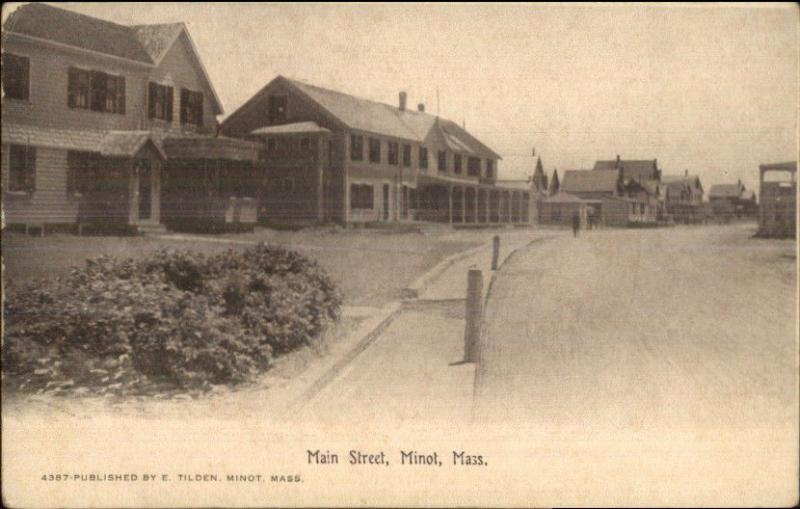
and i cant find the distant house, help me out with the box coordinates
[661,171,704,224]
[593,155,661,182]
[537,192,594,227]
[560,167,657,227]
[549,169,560,196]
[1,3,260,234]
[221,76,531,226]
[757,161,796,238]
[708,180,757,222]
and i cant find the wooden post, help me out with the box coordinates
[491,235,500,270]
[464,268,483,363]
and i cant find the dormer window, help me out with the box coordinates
[1,53,30,101]
[180,88,203,126]
[438,151,447,172]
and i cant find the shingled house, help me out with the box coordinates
[661,171,704,224]
[220,77,533,226]
[708,180,757,222]
[2,3,261,234]
[556,167,657,227]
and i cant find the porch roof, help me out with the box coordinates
[159,134,261,161]
[417,173,531,194]
[2,123,166,158]
[250,121,331,135]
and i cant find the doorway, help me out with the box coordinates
[136,159,153,221]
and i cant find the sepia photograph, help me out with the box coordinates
[1,2,798,507]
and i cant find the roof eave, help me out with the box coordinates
[2,30,154,67]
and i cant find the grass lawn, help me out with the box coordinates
[2,226,492,306]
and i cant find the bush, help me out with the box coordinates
[2,243,342,396]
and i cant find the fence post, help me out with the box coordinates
[491,235,500,270]
[464,269,483,363]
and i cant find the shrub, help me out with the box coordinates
[2,243,342,396]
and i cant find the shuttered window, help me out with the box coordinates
[350,134,364,161]
[388,142,399,165]
[350,184,374,209]
[467,157,481,176]
[403,144,411,167]
[368,138,381,163]
[8,144,36,193]
[148,82,174,121]
[419,147,428,169]
[180,88,203,126]
[1,53,30,100]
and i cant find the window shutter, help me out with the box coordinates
[117,76,125,114]
[19,56,30,101]
[166,87,174,122]
[180,89,188,124]
[196,93,203,126]
[25,146,36,193]
[68,68,77,108]
[148,82,157,119]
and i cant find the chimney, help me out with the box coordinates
[417,103,425,113]
[399,91,407,112]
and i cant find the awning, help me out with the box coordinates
[99,131,166,160]
[162,135,260,161]
[251,121,331,136]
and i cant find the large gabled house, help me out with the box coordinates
[2,3,260,234]
[660,171,704,223]
[708,180,757,221]
[220,76,533,225]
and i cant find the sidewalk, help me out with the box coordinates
[293,229,556,424]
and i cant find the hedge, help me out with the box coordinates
[2,244,342,396]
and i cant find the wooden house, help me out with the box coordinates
[708,180,757,222]
[560,168,657,227]
[1,3,260,234]
[757,161,796,238]
[661,171,704,224]
[220,77,533,226]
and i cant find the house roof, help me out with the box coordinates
[708,184,744,198]
[759,161,797,172]
[2,122,167,158]
[251,121,332,135]
[543,192,596,204]
[224,76,501,159]
[594,159,658,180]
[3,3,223,114]
[494,179,531,191]
[561,170,619,193]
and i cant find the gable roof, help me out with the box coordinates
[594,159,659,180]
[561,169,619,194]
[3,3,223,114]
[223,76,501,159]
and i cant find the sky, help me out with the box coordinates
[3,2,798,191]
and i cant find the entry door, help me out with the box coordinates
[136,160,153,221]
[383,184,390,221]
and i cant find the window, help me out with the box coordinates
[350,134,364,161]
[468,157,481,177]
[402,144,411,167]
[180,88,203,126]
[350,183,374,210]
[8,144,36,193]
[68,69,124,113]
[454,154,462,174]
[268,95,287,123]
[485,159,494,179]
[67,151,100,196]
[1,53,30,100]
[419,147,428,169]
[148,82,173,121]
[369,138,381,163]
[438,150,447,172]
[388,141,399,166]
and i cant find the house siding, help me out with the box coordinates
[1,143,79,223]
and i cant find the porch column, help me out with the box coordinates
[474,187,479,223]
[461,186,466,224]
[485,190,491,223]
[448,185,453,225]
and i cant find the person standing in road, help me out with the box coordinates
[572,213,580,237]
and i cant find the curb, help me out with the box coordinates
[401,242,490,299]
[285,301,403,414]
